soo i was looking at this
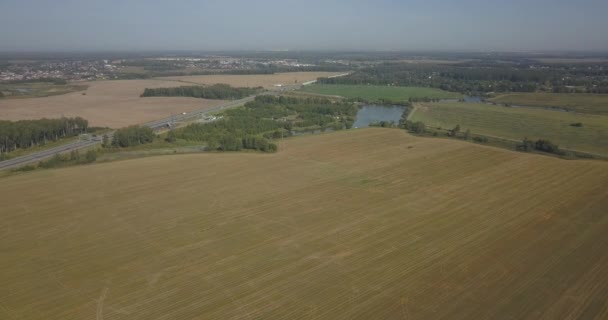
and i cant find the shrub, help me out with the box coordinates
[84,150,97,163]
[14,165,36,172]
[473,136,488,143]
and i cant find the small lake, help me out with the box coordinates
[353,105,406,128]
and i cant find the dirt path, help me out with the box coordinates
[406,104,419,121]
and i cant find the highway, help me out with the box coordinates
[0,73,351,171]
[143,95,258,130]
[0,94,266,171]
[0,139,100,170]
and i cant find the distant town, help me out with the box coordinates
[0,55,350,82]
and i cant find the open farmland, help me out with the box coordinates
[0,72,340,128]
[299,84,461,101]
[0,79,226,128]
[410,102,608,156]
[162,72,343,89]
[489,92,608,115]
[2,129,608,319]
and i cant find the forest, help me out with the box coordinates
[0,117,88,154]
[141,84,261,100]
[318,62,608,94]
[111,126,155,148]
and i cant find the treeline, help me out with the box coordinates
[37,149,97,169]
[111,126,155,147]
[141,84,260,100]
[398,116,572,157]
[317,62,608,94]
[1,78,69,85]
[0,117,88,154]
[172,95,358,152]
[518,138,562,155]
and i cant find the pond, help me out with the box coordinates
[353,105,406,128]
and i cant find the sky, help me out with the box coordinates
[1,0,607,52]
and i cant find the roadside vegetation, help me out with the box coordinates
[170,95,358,152]
[5,95,361,172]
[111,126,155,147]
[141,84,262,100]
[0,117,89,158]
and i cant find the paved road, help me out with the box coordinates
[0,73,351,171]
[0,94,266,171]
[143,95,259,130]
[0,139,100,170]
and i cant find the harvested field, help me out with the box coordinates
[2,129,608,319]
[0,72,339,128]
[163,72,342,89]
[0,79,225,128]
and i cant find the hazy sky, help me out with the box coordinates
[1,0,607,52]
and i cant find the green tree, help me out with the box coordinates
[534,139,560,154]
[70,150,80,161]
[102,134,110,147]
[519,137,534,152]
[464,129,471,140]
[449,124,461,137]
[112,126,155,147]
[85,150,97,163]
[165,130,177,143]
[206,137,220,151]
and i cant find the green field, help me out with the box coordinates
[0,82,88,99]
[2,129,608,319]
[410,102,608,155]
[490,92,608,115]
[299,84,461,101]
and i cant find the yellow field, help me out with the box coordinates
[2,129,608,319]
[0,72,338,128]
[162,72,340,89]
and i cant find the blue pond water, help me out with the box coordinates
[353,105,406,128]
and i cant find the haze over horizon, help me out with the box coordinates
[1,0,608,52]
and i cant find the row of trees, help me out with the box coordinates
[141,84,260,100]
[317,62,608,94]
[38,149,97,169]
[111,126,155,147]
[0,117,88,154]
[519,138,562,154]
[401,120,426,133]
